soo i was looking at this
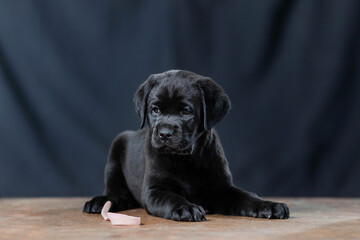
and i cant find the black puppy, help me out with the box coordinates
[83,70,290,221]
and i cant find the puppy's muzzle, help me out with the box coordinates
[156,123,179,144]
[152,122,185,150]
[158,127,174,142]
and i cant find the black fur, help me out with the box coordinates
[83,70,290,221]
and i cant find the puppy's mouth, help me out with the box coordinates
[152,141,193,155]
[156,145,193,155]
[150,130,193,155]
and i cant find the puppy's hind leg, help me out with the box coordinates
[83,135,140,213]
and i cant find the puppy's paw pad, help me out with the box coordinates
[83,196,109,214]
[256,201,290,219]
[170,204,206,222]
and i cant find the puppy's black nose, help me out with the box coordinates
[158,128,173,141]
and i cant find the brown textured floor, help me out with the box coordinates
[0,198,359,240]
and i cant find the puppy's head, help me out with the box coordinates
[134,70,231,155]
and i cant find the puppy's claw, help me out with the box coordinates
[169,203,206,222]
[252,201,289,219]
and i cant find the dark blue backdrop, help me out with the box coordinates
[1,0,359,197]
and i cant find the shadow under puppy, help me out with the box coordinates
[83,70,290,221]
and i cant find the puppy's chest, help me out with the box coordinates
[159,162,216,197]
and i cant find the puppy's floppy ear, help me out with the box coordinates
[133,75,155,129]
[197,78,231,131]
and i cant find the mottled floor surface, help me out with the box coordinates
[0,198,359,240]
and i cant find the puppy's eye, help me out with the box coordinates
[182,107,192,115]
[151,107,161,115]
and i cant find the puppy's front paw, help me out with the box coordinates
[250,201,290,219]
[83,196,109,214]
[169,204,206,222]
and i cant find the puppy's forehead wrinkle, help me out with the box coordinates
[158,87,184,104]
[149,82,200,108]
